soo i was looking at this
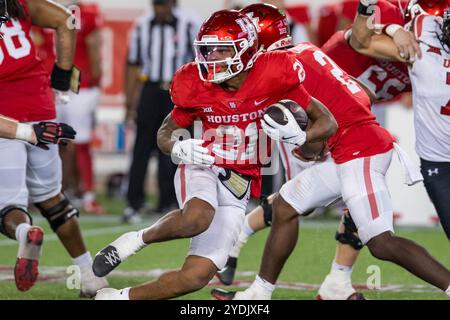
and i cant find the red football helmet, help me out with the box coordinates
[404,0,450,24]
[194,10,259,83]
[240,3,292,51]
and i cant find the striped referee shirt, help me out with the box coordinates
[127,8,200,83]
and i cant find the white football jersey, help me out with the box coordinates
[409,15,450,162]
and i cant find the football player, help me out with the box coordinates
[211,2,450,300]
[215,3,367,300]
[216,1,418,300]
[350,0,450,239]
[0,0,107,295]
[93,9,338,300]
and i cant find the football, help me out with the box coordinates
[264,99,309,130]
[265,99,326,160]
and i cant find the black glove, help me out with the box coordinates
[32,122,77,150]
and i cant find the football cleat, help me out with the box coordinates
[317,271,366,300]
[92,245,122,277]
[211,288,236,300]
[79,264,109,298]
[93,231,145,277]
[216,256,237,285]
[14,226,44,292]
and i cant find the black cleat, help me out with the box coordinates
[216,256,237,285]
[92,245,122,277]
[211,288,236,300]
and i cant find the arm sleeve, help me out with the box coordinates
[171,105,197,128]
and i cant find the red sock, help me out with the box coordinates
[75,143,94,193]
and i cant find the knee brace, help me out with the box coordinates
[335,212,364,250]
[0,206,33,239]
[260,196,273,227]
[34,196,79,232]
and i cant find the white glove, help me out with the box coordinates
[260,106,307,146]
[171,139,215,166]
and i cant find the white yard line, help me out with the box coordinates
[0,265,440,293]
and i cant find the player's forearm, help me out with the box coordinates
[157,115,180,155]
[28,0,76,70]
[0,115,36,143]
[54,18,76,70]
[305,98,338,143]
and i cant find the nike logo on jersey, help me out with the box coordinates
[254,98,269,106]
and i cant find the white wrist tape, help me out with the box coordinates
[384,24,403,37]
[15,123,34,142]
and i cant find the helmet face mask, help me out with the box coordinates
[195,38,245,83]
[194,10,259,84]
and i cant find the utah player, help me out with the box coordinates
[212,4,450,300]
[93,10,338,300]
[350,0,450,240]
[0,0,107,295]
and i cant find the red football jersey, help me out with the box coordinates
[322,31,411,102]
[171,51,313,198]
[75,3,103,88]
[0,0,55,122]
[322,0,411,103]
[290,43,395,163]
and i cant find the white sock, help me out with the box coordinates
[72,251,93,268]
[242,218,255,237]
[446,285,450,297]
[15,223,31,241]
[253,275,275,294]
[229,230,249,258]
[331,260,353,274]
[136,229,148,248]
[120,287,131,300]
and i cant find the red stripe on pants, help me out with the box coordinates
[280,143,291,180]
[363,157,379,219]
[180,164,186,203]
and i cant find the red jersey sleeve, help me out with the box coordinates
[171,105,198,128]
[280,51,312,109]
[170,63,200,128]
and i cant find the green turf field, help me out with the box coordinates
[0,199,448,300]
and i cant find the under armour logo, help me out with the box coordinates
[428,168,439,176]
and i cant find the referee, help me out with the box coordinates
[123,0,199,223]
